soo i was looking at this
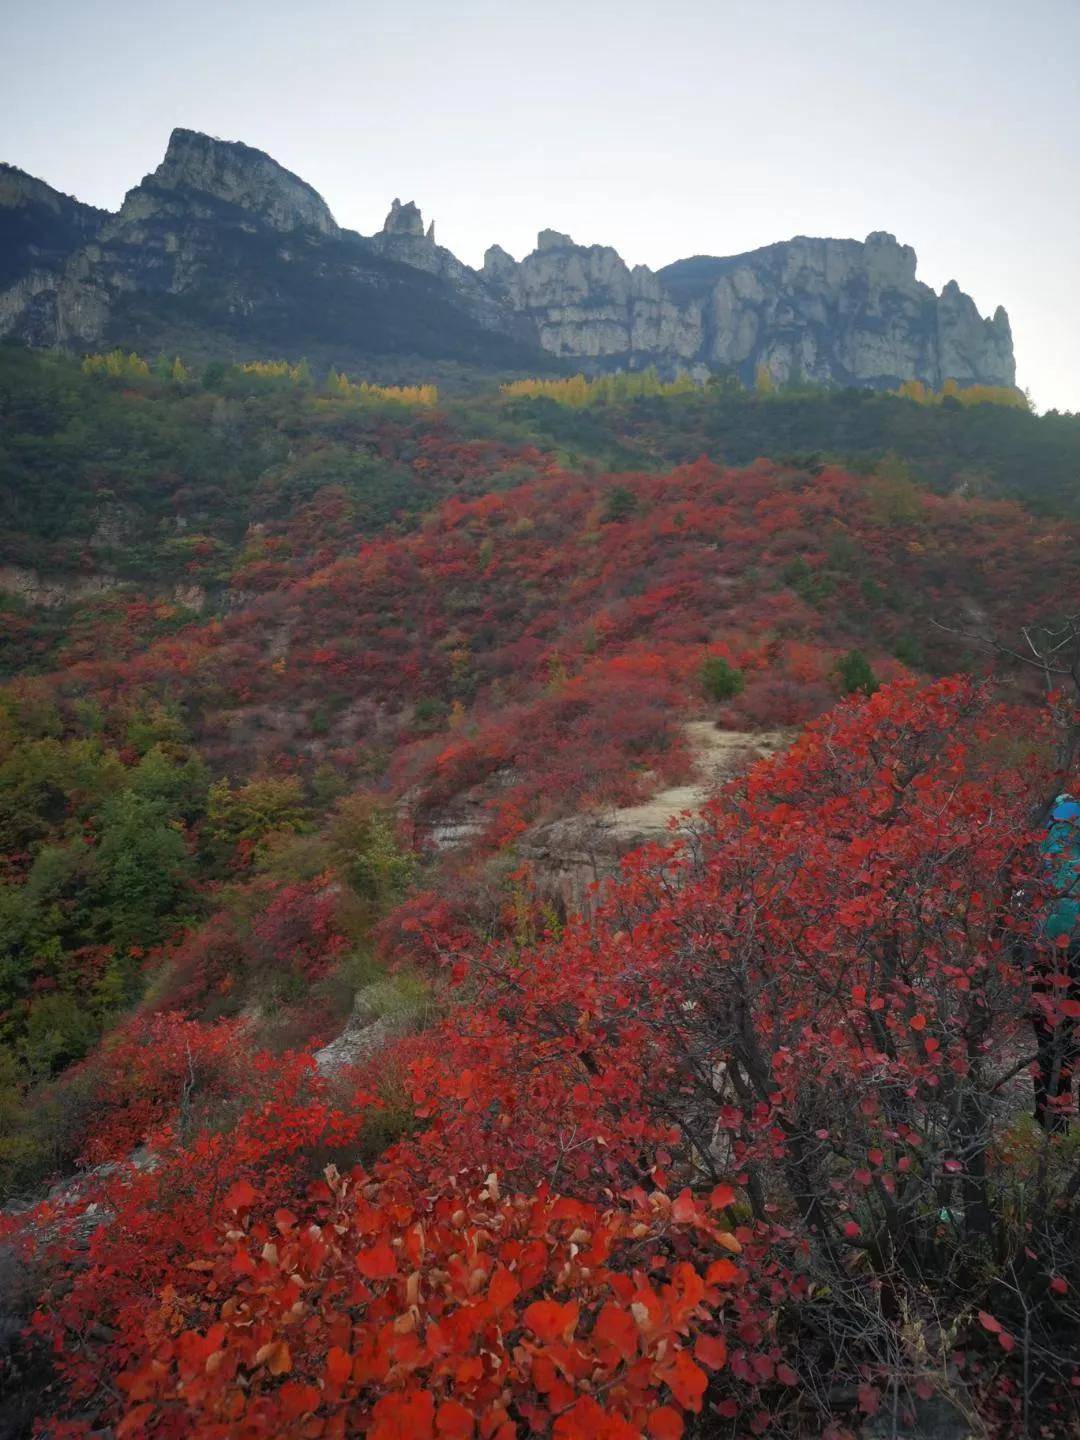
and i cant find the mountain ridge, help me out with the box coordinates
[0,127,1016,389]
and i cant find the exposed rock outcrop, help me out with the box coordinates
[370,197,507,330]
[520,724,790,915]
[381,197,424,237]
[0,130,535,366]
[483,232,703,367]
[314,982,428,1077]
[485,228,1015,388]
[0,164,109,345]
[0,164,106,283]
[123,127,339,236]
[0,129,1016,388]
[0,565,118,609]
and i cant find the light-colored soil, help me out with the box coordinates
[605,723,789,842]
[520,723,791,913]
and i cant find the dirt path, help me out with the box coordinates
[521,723,790,913]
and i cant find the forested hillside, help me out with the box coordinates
[1,346,1079,1438]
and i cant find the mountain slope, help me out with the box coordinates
[1,355,1079,1438]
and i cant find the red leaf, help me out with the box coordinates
[553,1397,639,1439]
[356,1240,398,1280]
[647,1408,684,1439]
[661,1349,708,1411]
[325,1345,352,1386]
[436,1399,475,1438]
[593,1302,638,1362]
[278,1381,320,1420]
[671,1188,698,1224]
[224,1179,257,1212]
[706,1258,740,1286]
[487,1265,520,1312]
[694,1332,728,1371]
[858,1384,880,1416]
[523,1298,579,1343]
[371,1388,436,1440]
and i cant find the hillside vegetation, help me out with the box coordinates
[1,345,1079,1438]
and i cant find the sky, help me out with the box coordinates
[2,0,1078,411]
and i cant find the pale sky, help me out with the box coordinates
[2,0,1077,411]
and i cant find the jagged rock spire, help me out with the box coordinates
[381,198,425,237]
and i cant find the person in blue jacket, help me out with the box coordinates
[1030,793,1080,1130]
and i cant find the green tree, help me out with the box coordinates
[18,992,99,1082]
[94,791,191,952]
[329,795,415,921]
[699,655,745,701]
[602,486,638,523]
[206,775,308,861]
[836,649,879,696]
[129,743,209,821]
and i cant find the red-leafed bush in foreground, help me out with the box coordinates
[12,678,1080,1437]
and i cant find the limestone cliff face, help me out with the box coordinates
[485,228,1015,389]
[0,131,536,366]
[0,129,1016,387]
[0,164,108,342]
[0,131,344,349]
[121,128,340,237]
[370,198,507,331]
[483,230,703,365]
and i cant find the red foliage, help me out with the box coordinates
[74,1012,250,1165]
[98,1168,753,1439]
[250,880,348,982]
[46,459,1076,834]
[15,677,1080,1436]
[7,438,1080,1437]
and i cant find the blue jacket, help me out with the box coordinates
[1040,794,1080,942]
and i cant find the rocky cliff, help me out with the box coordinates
[0,129,1015,388]
[0,165,109,345]
[0,130,536,367]
[0,165,106,285]
[484,228,1015,389]
[126,127,339,236]
[369,197,507,331]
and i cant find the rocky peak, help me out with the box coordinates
[537,228,574,252]
[0,164,104,222]
[381,198,426,238]
[0,127,1018,389]
[0,163,107,300]
[488,225,1014,390]
[862,230,918,285]
[130,127,338,235]
[482,243,518,288]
